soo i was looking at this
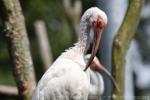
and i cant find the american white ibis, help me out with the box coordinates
[32,7,118,100]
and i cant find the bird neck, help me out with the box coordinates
[76,18,89,53]
[61,19,89,61]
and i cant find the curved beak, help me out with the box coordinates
[84,28,102,71]
[90,57,120,92]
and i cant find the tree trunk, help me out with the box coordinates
[34,20,53,70]
[0,0,36,100]
[111,0,145,99]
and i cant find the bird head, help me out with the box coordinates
[82,7,107,71]
[85,54,120,92]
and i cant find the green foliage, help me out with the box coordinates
[0,44,16,86]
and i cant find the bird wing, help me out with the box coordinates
[86,69,104,100]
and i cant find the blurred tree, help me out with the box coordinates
[63,0,82,40]
[34,20,53,70]
[112,0,145,99]
[0,0,36,99]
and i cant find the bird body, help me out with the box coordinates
[33,53,105,100]
[32,7,113,100]
[33,55,90,100]
[86,69,104,100]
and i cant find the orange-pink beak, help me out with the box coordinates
[90,56,120,92]
[84,17,106,71]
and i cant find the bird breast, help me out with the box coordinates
[33,57,90,100]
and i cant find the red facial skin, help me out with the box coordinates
[92,16,106,29]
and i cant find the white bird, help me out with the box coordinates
[32,7,118,100]
[84,55,119,100]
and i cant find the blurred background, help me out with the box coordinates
[0,0,150,100]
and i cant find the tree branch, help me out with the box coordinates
[0,85,18,98]
[34,20,53,70]
[0,0,36,99]
[63,0,82,40]
[112,0,145,99]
